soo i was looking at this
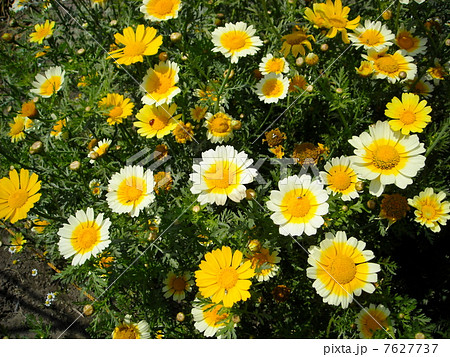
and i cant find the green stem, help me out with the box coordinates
[215,62,233,112]
[426,120,450,157]
[394,2,401,33]
[30,208,66,222]
[326,315,335,338]
[255,104,274,134]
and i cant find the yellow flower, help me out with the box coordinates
[30,66,65,98]
[108,25,162,66]
[379,193,409,226]
[385,93,432,135]
[135,103,180,139]
[50,118,67,139]
[349,20,394,52]
[190,106,207,122]
[32,219,50,234]
[140,0,182,22]
[195,246,255,307]
[317,0,360,44]
[355,61,374,77]
[195,84,219,103]
[141,61,181,106]
[112,315,150,339]
[281,26,315,57]
[173,121,194,143]
[288,74,308,92]
[89,179,102,196]
[154,144,169,160]
[356,304,393,338]
[204,111,235,143]
[408,188,450,233]
[191,300,229,338]
[153,171,173,194]
[404,77,434,97]
[292,142,321,165]
[270,145,285,158]
[88,139,112,163]
[29,20,55,44]
[245,247,280,282]
[320,156,360,201]
[9,233,27,254]
[58,207,111,266]
[21,101,38,118]
[307,231,381,308]
[162,272,193,302]
[263,128,286,147]
[98,93,134,125]
[255,73,289,104]
[259,54,290,75]
[0,169,41,224]
[426,59,448,85]
[304,3,327,28]
[363,49,417,83]
[91,0,107,7]
[395,27,427,56]
[211,22,263,63]
[8,115,33,143]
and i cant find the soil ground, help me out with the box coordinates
[0,228,92,338]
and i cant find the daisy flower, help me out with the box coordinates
[8,114,33,143]
[255,73,289,104]
[140,0,182,22]
[408,188,450,233]
[8,233,27,254]
[355,61,374,77]
[44,300,51,307]
[192,300,229,338]
[426,59,448,85]
[348,121,426,196]
[266,174,329,236]
[20,100,38,118]
[304,3,327,29]
[203,111,237,143]
[162,272,193,302]
[245,247,281,282]
[317,0,360,44]
[141,61,181,106]
[363,49,416,83]
[385,93,432,135]
[112,315,150,339]
[134,103,180,139]
[98,93,134,125]
[195,246,255,307]
[0,169,41,224]
[289,74,308,92]
[280,26,315,57]
[50,118,67,139]
[395,27,427,56]
[211,22,263,63]
[356,304,393,338]
[31,269,38,276]
[404,77,434,97]
[320,156,360,201]
[88,139,112,163]
[106,165,155,217]
[32,219,50,234]
[307,231,381,309]
[379,193,409,226]
[11,0,28,12]
[190,106,207,122]
[89,179,102,196]
[259,54,290,75]
[30,66,65,98]
[190,145,258,206]
[46,292,56,301]
[29,20,55,44]
[58,207,111,266]
[108,25,162,66]
[173,121,194,143]
[91,0,107,7]
[349,20,394,52]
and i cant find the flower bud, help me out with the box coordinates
[224,69,235,79]
[382,10,392,20]
[159,52,169,62]
[170,32,182,43]
[87,138,98,151]
[341,205,348,212]
[1,33,14,42]
[320,43,329,52]
[295,57,304,67]
[181,53,188,61]
[176,312,185,322]
[109,19,118,26]
[232,315,241,323]
[77,48,85,55]
[305,53,319,66]
[192,205,200,213]
[83,305,94,316]
[446,39,450,47]
[305,85,314,92]
[399,71,407,79]
[216,13,225,19]
[245,189,256,200]
[355,181,365,192]
[232,120,242,130]
[148,231,158,241]
[415,332,425,339]
[89,152,99,161]
[29,141,44,155]
[214,18,223,26]
[335,87,343,94]
[69,161,81,171]
[85,106,91,112]
[366,199,376,210]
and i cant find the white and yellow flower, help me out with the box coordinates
[307,231,380,309]
[30,66,65,98]
[255,73,289,104]
[349,121,426,196]
[140,0,181,22]
[356,304,393,338]
[190,146,258,205]
[266,174,329,236]
[191,300,229,338]
[395,27,427,56]
[349,20,394,52]
[203,111,237,143]
[106,165,155,217]
[57,207,111,266]
[162,272,193,302]
[245,247,281,282]
[259,54,290,75]
[88,139,112,164]
[141,61,181,106]
[363,49,416,83]
[112,315,150,339]
[320,156,360,201]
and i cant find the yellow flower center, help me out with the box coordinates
[109,106,124,118]
[148,0,174,16]
[397,35,414,50]
[376,56,399,74]
[328,254,356,284]
[363,313,386,337]
[329,171,352,191]
[221,31,249,51]
[172,277,187,291]
[114,325,138,339]
[210,114,230,134]
[372,145,400,170]
[122,185,143,202]
[284,32,308,45]
[217,267,238,290]
[8,189,29,209]
[151,115,169,130]
[71,224,101,253]
[36,27,51,39]
[123,41,147,57]
[287,196,311,217]
[262,78,284,98]
[421,204,436,219]
[41,76,62,96]
[204,162,238,190]
[400,110,416,125]
[10,120,25,136]
[203,304,228,327]
[265,58,284,73]
[328,17,347,29]
[147,72,173,95]
[360,29,383,46]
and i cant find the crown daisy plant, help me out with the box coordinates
[384,93,432,135]
[30,66,65,98]
[88,139,112,163]
[29,20,55,44]
[363,49,417,83]
[140,0,182,22]
[245,247,281,282]
[348,20,394,52]
[0,169,41,224]
[395,27,427,56]
[266,174,329,236]
[307,231,381,309]
[8,233,26,254]
[255,73,289,104]
[57,207,111,266]
[8,114,33,143]
[141,61,181,106]
[191,300,229,338]
[98,93,134,125]
[211,22,263,63]
[106,165,155,217]
[203,111,237,143]
[348,121,426,196]
[134,103,181,139]
[379,193,410,227]
[408,188,450,233]
[108,25,162,66]
[190,145,258,205]
[259,54,290,75]
[162,272,193,302]
[280,26,315,57]
[320,156,360,201]
[195,246,255,307]
[356,304,394,339]
[112,315,150,339]
[50,118,67,139]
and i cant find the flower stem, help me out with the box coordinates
[215,62,233,112]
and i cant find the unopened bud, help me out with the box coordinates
[87,138,98,151]
[170,32,182,43]
[446,39,450,47]
[89,152,99,161]
[398,313,405,319]
[77,48,85,55]
[245,189,256,200]
[399,71,407,79]
[305,85,314,92]
[109,19,118,26]
[355,181,365,192]
[224,69,235,79]
[320,43,329,52]
[335,87,343,94]
[176,312,185,322]
[216,13,225,19]
[295,57,305,67]
[82,22,88,28]
[232,120,242,130]
[305,53,319,66]
[69,161,81,171]
[341,205,349,212]
[181,53,188,61]
[85,106,91,112]
[2,33,13,42]
[159,52,168,62]
[83,305,94,316]
[232,315,241,323]
[214,18,223,26]
[192,205,200,213]
[382,10,392,20]
[367,199,376,210]
[29,141,43,155]
[415,332,425,339]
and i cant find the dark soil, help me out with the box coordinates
[0,228,92,338]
